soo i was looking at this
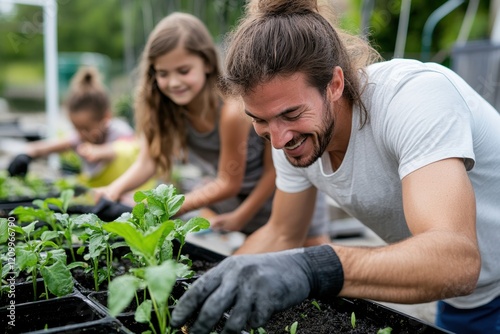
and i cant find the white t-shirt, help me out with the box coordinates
[273,58,500,308]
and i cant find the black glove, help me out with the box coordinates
[171,245,344,334]
[67,197,132,221]
[7,154,32,177]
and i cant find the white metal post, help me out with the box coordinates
[4,0,60,169]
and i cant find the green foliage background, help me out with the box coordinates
[0,0,494,110]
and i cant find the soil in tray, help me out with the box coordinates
[72,250,220,294]
[38,320,133,334]
[257,297,445,334]
[0,279,62,306]
[1,295,106,334]
[259,298,394,334]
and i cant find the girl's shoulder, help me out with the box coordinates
[219,98,251,126]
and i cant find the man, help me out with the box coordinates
[170,1,500,333]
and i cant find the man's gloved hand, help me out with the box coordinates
[67,197,132,221]
[7,154,32,177]
[171,244,344,334]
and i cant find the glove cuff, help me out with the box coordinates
[303,244,344,298]
[20,153,33,161]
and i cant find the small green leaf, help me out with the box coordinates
[21,221,38,236]
[351,312,356,328]
[67,261,87,270]
[132,202,146,219]
[88,234,106,258]
[311,300,321,311]
[16,247,38,271]
[40,260,74,297]
[73,213,102,228]
[60,189,74,213]
[40,230,59,241]
[177,217,210,235]
[108,275,141,316]
[0,218,8,244]
[290,321,298,334]
[46,248,67,264]
[144,260,178,307]
[377,327,393,334]
[135,300,152,323]
[133,190,148,203]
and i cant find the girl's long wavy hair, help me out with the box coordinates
[219,0,382,126]
[135,12,220,175]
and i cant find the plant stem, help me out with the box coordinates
[44,280,49,300]
[32,268,37,301]
[93,258,99,291]
[106,246,112,286]
[151,295,165,334]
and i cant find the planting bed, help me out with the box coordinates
[1,184,453,334]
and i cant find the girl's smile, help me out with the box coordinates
[154,46,209,108]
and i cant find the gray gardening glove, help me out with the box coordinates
[170,244,344,334]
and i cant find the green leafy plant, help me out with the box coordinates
[0,172,53,201]
[351,311,356,329]
[11,189,75,257]
[13,221,84,300]
[105,184,210,334]
[377,327,393,334]
[73,213,117,291]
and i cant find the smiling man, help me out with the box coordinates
[170,1,500,334]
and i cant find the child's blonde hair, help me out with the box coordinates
[66,66,110,120]
[135,12,220,175]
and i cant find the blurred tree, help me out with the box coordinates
[367,0,491,61]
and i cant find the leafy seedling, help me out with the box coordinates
[14,222,84,299]
[351,311,356,329]
[311,300,321,311]
[285,321,298,334]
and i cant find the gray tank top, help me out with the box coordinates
[186,105,328,236]
[186,108,264,196]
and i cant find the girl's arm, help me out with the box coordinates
[94,137,157,201]
[210,141,276,231]
[25,138,74,158]
[76,142,116,163]
[180,99,250,214]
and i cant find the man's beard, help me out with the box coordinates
[285,99,334,168]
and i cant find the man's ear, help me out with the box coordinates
[327,66,344,102]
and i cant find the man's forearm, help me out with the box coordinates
[335,230,480,303]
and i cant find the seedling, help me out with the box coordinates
[377,327,393,334]
[351,311,356,329]
[11,189,76,259]
[285,321,298,334]
[14,221,84,299]
[106,184,210,334]
[74,213,116,291]
[311,300,321,311]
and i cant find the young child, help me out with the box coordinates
[7,66,154,190]
[97,12,330,245]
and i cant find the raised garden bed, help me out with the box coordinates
[1,184,453,334]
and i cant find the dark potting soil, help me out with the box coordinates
[259,298,389,334]
[0,279,59,305]
[2,296,106,333]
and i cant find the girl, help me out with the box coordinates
[7,66,153,190]
[97,12,329,244]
